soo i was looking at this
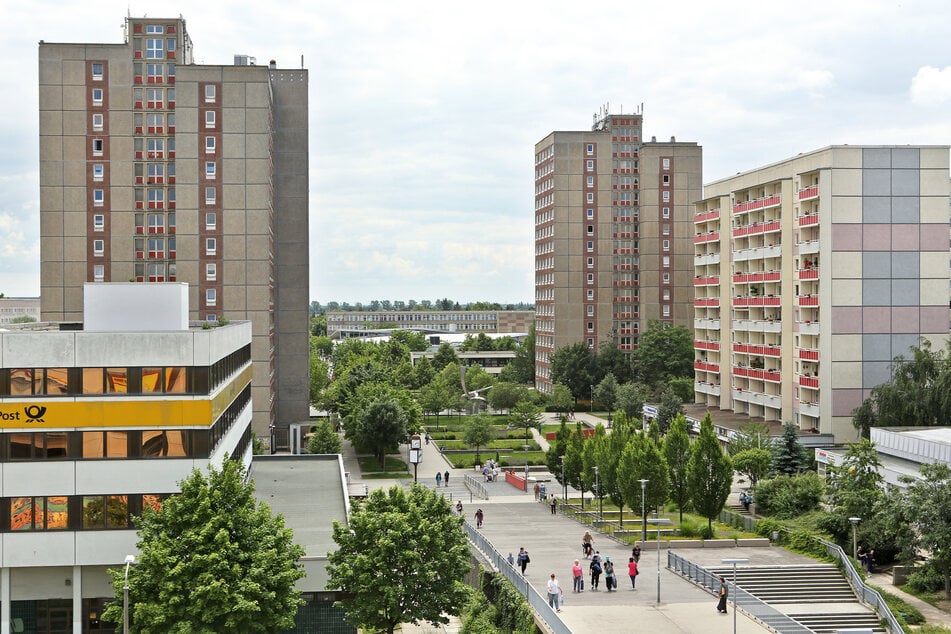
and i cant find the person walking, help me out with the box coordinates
[435,472,442,488]
[582,530,594,559]
[444,470,450,487]
[455,500,463,514]
[550,494,558,515]
[572,559,584,593]
[717,576,728,613]
[507,552,515,567]
[533,482,541,500]
[547,573,563,612]
[589,552,602,591]
[603,556,616,592]
[628,557,639,590]
[632,544,641,563]
[474,508,484,529]
[517,547,530,575]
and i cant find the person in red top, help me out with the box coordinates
[628,557,639,590]
[572,559,584,592]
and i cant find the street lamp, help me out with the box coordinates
[849,517,861,560]
[560,455,566,503]
[593,466,601,521]
[123,554,135,633]
[638,478,649,543]
[590,385,595,412]
[721,558,749,634]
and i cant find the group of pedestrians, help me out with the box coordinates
[434,470,450,487]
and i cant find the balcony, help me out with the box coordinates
[694,209,720,224]
[694,297,720,308]
[799,401,820,418]
[798,212,819,227]
[694,361,720,373]
[732,319,782,334]
[799,375,819,389]
[799,239,820,255]
[695,381,721,397]
[693,275,719,286]
[797,295,819,307]
[733,271,781,284]
[733,295,781,308]
[733,194,782,215]
[694,252,721,266]
[695,340,720,352]
[694,318,720,330]
[733,389,782,409]
[799,321,820,335]
[799,348,819,362]
[734,366,782,383]
[798,267,819,280]
[733,343,781,357]
[731,220,781,239]
[798,185,818,201]
[694,232,719,245]
[733,244,782,262]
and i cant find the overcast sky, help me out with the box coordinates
[2,0,950,303]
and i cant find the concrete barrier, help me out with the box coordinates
[702,539,736,548]
[671,540,704,548]
[735,538,771,547]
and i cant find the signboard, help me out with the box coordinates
[409,448,422,464]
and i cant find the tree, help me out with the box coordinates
[432,342,459,371]
[418,375,454,428]
[487,381,525,415]
[328,485,470,634]
[545,419,572,489]
[548,383,574,415]
[309,356,330,407]
[510,400,543,447]
[654,388,683,434]
[594,373,618,415]
[412,355,435,389]
[618,433,669,524]
[603,417,635,526]
[667,376,695,403]
[827,439,884,520]
[462,414,495,465]
[349,396,408,469]
[727,422,772,456]
[596,343,633,384]
[389,329,429,352]
[687,414,733,534]
[11,315,37,323]
[615,382,649,423]
[582,425,609,507]
[562,423,587,504]
[904,463,951,598]
[664,414,691,522]
[307,421,342,454]
[103,461,304,633]
[499,324,535,385]
[631,321,694,386]
[549,342,595,401]
[771,422,810,476]
[732,448,771,493]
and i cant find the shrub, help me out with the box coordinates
[787,529,828,560]
[755,473,823,518]
[755,518,783,540]
[699,525,714,540]
[679,518,703,538]
[874,587,924,625]
[905,560,946,594]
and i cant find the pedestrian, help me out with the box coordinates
[547,573,563,612]
[550,494,558,515]
[589,552,602,591]
[507,552,515,567]
[540,483,547,500]
[632,544,641,563]
[603,555,616,592]
[717,576,728,613]
[582,530,594,559]
[435,472,442,488]
[474,508,484,529]
[444,470,450,487]
[425,432,430,444]
[572,559,584,592]
[517,547,530,574]
[455,500,463,514]
[628,557,639,590]
[534,482,541,500]
[865,548,875,574]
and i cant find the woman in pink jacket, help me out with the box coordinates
[628,557,639,590]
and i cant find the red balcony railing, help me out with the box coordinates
[734,366,782,382]
[733,343,781,357]
[733,194,781,214]
[799,349,819,362]
[798,185,818,200]
[732,220,781,239]
[694,361,720,373]
[694,298,720,307]
[694,340,721,352]
[732,271,781,284]
[732,296,781,307]
[694,209,720,224]
[798,295,819,307]
[799,375,819,389]
[694,232,719,244]
[693,275,719,286]
[798,212,819,227]
[798,267,819,280]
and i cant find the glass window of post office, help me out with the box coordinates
[83,431,128,458]
[83,495,129,529]
[142,367,164,392]
[142,430,186,457]
[106,368,128,393]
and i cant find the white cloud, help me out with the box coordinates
[910,66,951,106]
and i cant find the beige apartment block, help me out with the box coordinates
[693,146,950,442]
[38,16,310,443]
[533,110,701,391]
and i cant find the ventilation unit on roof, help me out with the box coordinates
[233,54,256,66]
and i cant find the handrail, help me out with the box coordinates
[667,550,814,633]
[462,521,572,634]
[463,474,489,500]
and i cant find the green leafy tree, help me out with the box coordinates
[103,461,304,633]
[667,376,695,403]
[418,375,454,428]
[492,335,518,352]
[545,419,572,487]
[654,388,683,434]
[307,421,342,454]
[510,400,543,446]
[412,356,435,390]
[827,439,884,521]
[596,343,633,384]
[594,373,618,414]
[310,335,333,357]
[771,422,810,476]
[603,417,635,526]
[618,433,669,526]
[390,329,429,352]
[460,333,495,352]
[581,425,609,506]
[328,485,470,634]
[732,448,771,493]
[615,382,649,423]
[487,381,525,415]
[309,356,330,407]
[727,422,772,456]
[631,321,694,386]
[499,324,535,385]
[754,473,823,519]
[664,414,691,522]
[432,342,459,371]
[462,414,495,465]
[687,414,733,534]
[548,383,574,415]
[904,463,951,598]
[563,424,587,503]
[464,365,494,393]
[348,396,409,469]
[549,342,596,401]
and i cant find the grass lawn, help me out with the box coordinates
[357,455,408,474]
[444,451,547,469]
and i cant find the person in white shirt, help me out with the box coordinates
[547,573,564,612]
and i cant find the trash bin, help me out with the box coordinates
[771,530,780,542]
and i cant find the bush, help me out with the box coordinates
[699,525,714,540]
[755,473,823,518]
[873,586,924,625]
[905,560,947,594]
[787,529,829,560]
[755,518,783,540]
[678,518,703,538]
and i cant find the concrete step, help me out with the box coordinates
[790,612,885,633]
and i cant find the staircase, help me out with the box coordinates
[706,564,885,633]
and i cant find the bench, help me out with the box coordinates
[735,538,771,547]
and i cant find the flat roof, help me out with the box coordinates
[881,426,951,445]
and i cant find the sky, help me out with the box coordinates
[2,1,950,304]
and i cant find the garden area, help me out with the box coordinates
[424,413,548,468]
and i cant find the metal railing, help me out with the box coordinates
[464,474,489,500]
[667,551,815,634]
[463,521,572,634]
[719,508,760,533]
[814,537,902,634]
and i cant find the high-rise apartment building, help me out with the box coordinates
[693,146,950,441]
[533,110,702,391]
[38,16,310,440]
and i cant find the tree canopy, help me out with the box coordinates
[307,421,342,454]
[462,414,495,464]
[549,342,595,401]
[687,414,733,533]
[103,461,304,633]
[904,463,951,598]
[664,414,692,522]
[328,485,471,634]
[630,321,694,386]
[347,395,409,468]
[771,422,810,476]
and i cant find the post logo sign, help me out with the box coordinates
[0,404,47,423]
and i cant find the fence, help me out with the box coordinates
[719,508,760,534]
[464,474,489,500]
[667,551,815,634]
[463,521,572,634]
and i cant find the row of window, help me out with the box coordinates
[2,430,205,461]
[5,493,169,531]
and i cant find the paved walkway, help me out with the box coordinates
[867,571,951,627]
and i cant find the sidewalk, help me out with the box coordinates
[867,571,951,628]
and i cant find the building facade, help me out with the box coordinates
[38,16,310,439]
[0,298,41,325]
[533,110,702,391]
[326,309,534,338]
[693,146,950,442]
[0,284,252,633]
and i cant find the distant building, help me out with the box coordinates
[38,15,310,441]
[693,146,950,441]
[533,109,702,392]
[326,309,534,339]
[0,298,41,325]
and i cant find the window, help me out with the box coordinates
[586,208,594,219]
[206,238,217,255]
[146,138,164,158]
[205,187,216,205]
[663,305,671,317]
[586,274,594,284]
[93,265,104,282]
[146,88,163,107]
[168,212,176,233]
[205,212,217,229]
[586,305,594,316]
[663,272,671,283]
[146,24,164,34]
[204,84,216,102]
[147,189,164,206]
[587,322,594,332]
[663,191,671,202]
[93,214,104,231]
[663,289,671,300]
[205,136,216,153]
[587,338,594,347]
[662,206,670,218]
[663,239,670,251]
[82,495,129,529]
[586,160,594,171]
[93,189,104,206]
[663,256,670,268]
[92,113,104,131]
[205,110,216,128]
[147,113,163,132]
[92,163,104,181]
[166,38,176,55]
[587,290,594,300]
[587,257,594,268]
[146,63,163,81]
[146,38,164,59]
[586,193,594,203]
[91,88,103,105]
[92,139,104,156]
[662,224,670,235]
[147,238,164,258]
[147,163,164,181]
[167,64,175,81]
[662,158,670,170]
[587,224,594,235]
[147,214,163,232]
[93,240,104,256]
[586,176,594,187]
[586,143,594,155]
[663,174,670,184]
[206,289,217,306]
[92,63,103,79]
[206,263,217,281]
[205,161,216,178]
[586,241,594,252]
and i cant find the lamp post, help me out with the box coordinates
[123,554,135,633]
[593,466,601,521]
[721,557,749,634]
[590,385,595,412]
[849,517,861,560]
[560,455,566,503]
[650,517,673,604]
[638,478,649,543]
